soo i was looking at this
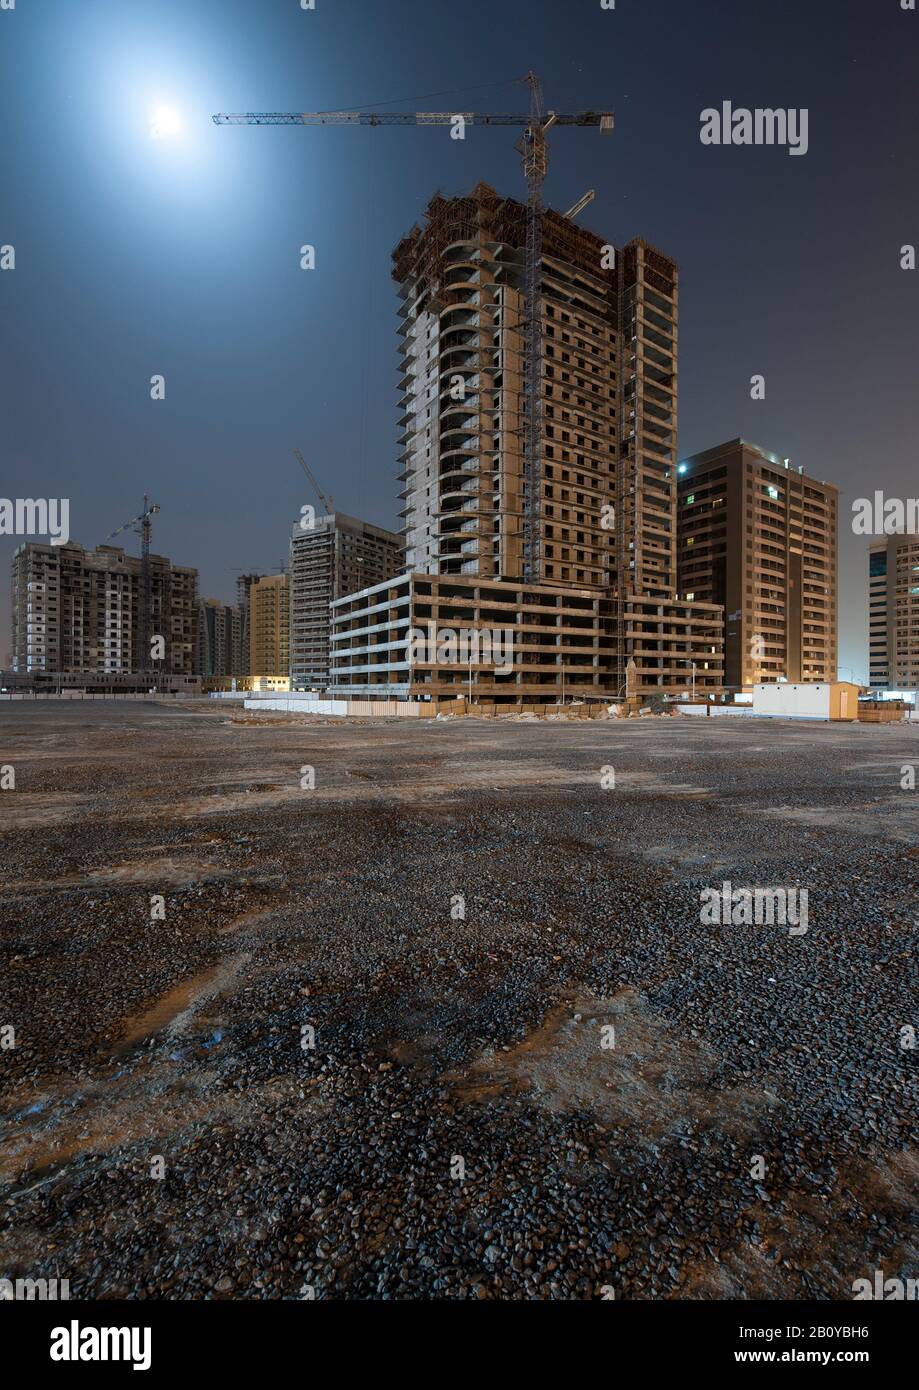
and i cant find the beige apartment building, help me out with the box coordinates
[869,536,919,690]
[248,572,290,679]
[676,439,838,689]
[331,183,723,704]
[11,541,197,676]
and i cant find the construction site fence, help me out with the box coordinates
[242,695,615,719]
[243,697,431,717]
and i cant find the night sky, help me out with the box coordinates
[1,0,916,680]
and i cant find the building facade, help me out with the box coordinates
[195,598,246,679]
[868,536,919,691]
[676,440,837,689]
[289,512,402,689]
[616,595,725,693]
[331,572,607,701]
[248,572,290,679]
[330,572,723,703]
[11,541,198,676]
[234,572,263,675]
[332,183,723,703]
[392,183,681,603]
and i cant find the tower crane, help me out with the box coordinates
[105,496,160,673]
[215,74,613,582]
[293,448,333,516]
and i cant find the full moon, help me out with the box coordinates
[150,105,182,140]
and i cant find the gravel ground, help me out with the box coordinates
[0,700,917,1300]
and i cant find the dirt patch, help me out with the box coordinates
[680,1150,919,1300]
[456,989,772,1138]
[0,1063,318,1195]
[5,856,250,894]
[1,704,916,1299]
[767,801,918,844]
[119,953,250,1047]
[217,906,288,936]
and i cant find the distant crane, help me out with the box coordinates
[214,73,613,581]
[105,496,160,673]
[293,448,333,516]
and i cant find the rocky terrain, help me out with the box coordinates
[0,701,916,1299]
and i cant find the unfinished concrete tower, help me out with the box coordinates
[288,512,402,690]
[392,185,684,601]
[380,184,721,699]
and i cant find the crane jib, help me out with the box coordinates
[212,112,612,128]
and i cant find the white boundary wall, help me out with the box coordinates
[677,704,754,717]
[244,697,349,715]
[243,696,426,717]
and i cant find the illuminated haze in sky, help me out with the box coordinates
[1,0,917,681]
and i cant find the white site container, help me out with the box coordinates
[752,682,859,721]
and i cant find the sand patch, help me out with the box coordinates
[455,988,771,1138]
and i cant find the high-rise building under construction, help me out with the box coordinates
[289,512,402,689]
[331,183,723,702]
[394,183,681,600]
[11,541,197,677]
[195,597,246,680]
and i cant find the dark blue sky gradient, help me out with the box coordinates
[2,0,917,679]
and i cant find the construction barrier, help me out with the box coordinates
[241,695,614,719]
[242,696,433,717]
[857,703,910,723]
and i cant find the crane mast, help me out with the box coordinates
[105,496,160,673]
[518,72,549,580]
